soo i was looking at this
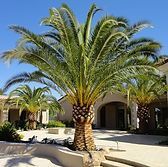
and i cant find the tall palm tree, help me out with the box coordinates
[8,85,62,129]
[119,73,167,133]
[1,4,161,150]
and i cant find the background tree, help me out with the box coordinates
[118,72,167,133]
[1,4,161,150]
[0,88,5,123]
[8,85,62,129]
[0,89,3,95]
[0,89,4,107]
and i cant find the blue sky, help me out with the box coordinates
[0,0,168,98]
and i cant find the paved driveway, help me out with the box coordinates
[16,129,168,167]
[93,130,168,167]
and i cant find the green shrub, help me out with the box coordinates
[0,121,23,142]
[47,120,65,128]
[14,120,28,130]
[36,122,46,129]
[62,120,74,127]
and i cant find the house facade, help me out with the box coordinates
[57,61,168,130]
[0,95,49,125]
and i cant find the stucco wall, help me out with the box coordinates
[42,109,49,124]
[57,98,73,121]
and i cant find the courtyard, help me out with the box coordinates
[1,129,167,167]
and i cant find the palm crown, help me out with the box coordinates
[118,73,167,133]
[8,85,62,113]
[7,85,62,129]
[1,4,162,150]
[2,4,160,107]
[128,75,167,105]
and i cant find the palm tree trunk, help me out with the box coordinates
[137,104,150,134]
[73,105,96,151]
[28,112,37,130]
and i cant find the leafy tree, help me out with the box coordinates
[1,4,161,150]
[8,85,62,129]
[119,73,167,133]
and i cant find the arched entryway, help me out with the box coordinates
[98,102,127,130]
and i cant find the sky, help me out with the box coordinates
[0,0,168,99]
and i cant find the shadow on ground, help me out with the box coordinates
[0,154,61,167]
[93,129,127,134]
[94,132,168,146]
[0,155,35,167]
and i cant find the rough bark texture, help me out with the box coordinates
[73,105,96,151]
[28,112,36,130]
[137,105,150,134]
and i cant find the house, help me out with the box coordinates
[0,95,49,125]
[57,61,168,130]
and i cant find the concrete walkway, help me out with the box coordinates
[94,130,168,167]
[1,129,168,167]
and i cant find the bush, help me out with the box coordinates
[36,122,46,129]
[62,120,74,127]
[47,120,66,128]
[14,120,28,130]
[0,121,23,142]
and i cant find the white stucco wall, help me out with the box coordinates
[42,109,49,124]
[57,98,73,121]
[2,110,8,122]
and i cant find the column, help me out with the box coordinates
[130,102,138,129]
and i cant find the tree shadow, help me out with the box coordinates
[94,133,168,146]
[0,154,35,167]
[93,129,127,135]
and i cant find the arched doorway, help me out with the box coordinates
[98,102,127,130]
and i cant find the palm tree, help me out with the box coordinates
[0,88,5,109]
[119,73,167,133]
[8,85,62,129]
[1,4,161,150]
[0,89,3,95]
